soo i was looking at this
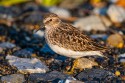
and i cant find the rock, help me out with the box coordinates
[58,77,84,83]
[0,42,16,49]
[107,5,125,23]
[13,48,34,58]
[100,16,112,27]
[28,71,71,83]
[49,7,71,19]
[40,44,55,54]
[115,70,121,76]
[76,68,115,81]
[74,58,98,70]
[93,7,108,15]
[6,55,48,74]
[0,56,18,75]
[1,74,25,83]
[118,53,125,63]
[74,15,108,31]
[107,34,124,48]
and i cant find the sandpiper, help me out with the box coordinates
[35,13,108,74]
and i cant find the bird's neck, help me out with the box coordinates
[45,24,58,39]
[44,25,57,44]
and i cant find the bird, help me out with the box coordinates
[34,13,108,74]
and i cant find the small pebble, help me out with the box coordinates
[74,58,98,70]
[107,34,124,48]
[0,42,16,49]
[59,76,84,83]
[115,71,121,76]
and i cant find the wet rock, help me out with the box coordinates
[1,74,25,83]
[13,48,34,58]
[76,68,115,81]
[74,15,108,31]
[6,55,48,74]
[28,71,71,83]
[0,42,16,49]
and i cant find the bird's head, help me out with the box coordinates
[34,13,61,33]
[43,13,61,28]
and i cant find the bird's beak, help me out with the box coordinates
[33,24,45,33]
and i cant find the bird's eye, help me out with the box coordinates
[49,19,52,21]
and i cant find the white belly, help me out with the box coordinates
[48,44,104,58]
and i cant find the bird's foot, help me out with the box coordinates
[64,59,79,75]
[64,71,74,75]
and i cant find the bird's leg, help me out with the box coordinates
[65,58,79,75]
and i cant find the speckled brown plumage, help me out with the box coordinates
[42,13,107,58]
[46,23,107,51]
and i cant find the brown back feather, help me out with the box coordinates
[47,23,107,51]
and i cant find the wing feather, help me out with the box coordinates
[49,23,107,51]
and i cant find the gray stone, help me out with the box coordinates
[59,77,84,83]
[1,74,25,83]
[0,42,16,49]
[6,55,49,74]
[13,48,33,58]
[28,71,71,83]
[76,68,115,81]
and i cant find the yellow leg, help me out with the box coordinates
[64,59,79,75]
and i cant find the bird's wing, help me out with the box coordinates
[50,23,107,51]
